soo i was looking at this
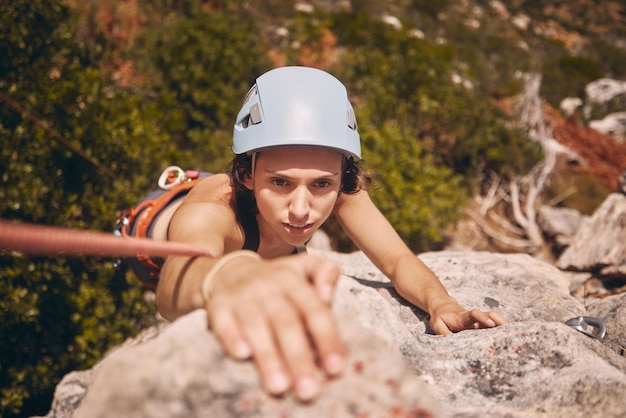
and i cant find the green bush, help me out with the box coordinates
[131,7,272,172]
[581,39,626,80]
[0,1,167,415]
[541,55,604,107]
[360,118,466,251]
[331,12,541,184]
[0,255,156,416]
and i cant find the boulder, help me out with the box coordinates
[557,193,626,276]
[587,292,626,349]
[72,309,437,418]
[537,205,586,250]
[585,78,626,104]
[559,97,583,117]
[41,251,626,418]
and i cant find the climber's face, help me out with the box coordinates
[244,146,342,247]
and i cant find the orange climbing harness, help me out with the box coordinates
[114,166,208,288]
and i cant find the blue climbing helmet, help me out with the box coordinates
[233,66,361,159]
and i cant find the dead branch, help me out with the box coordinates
[466,73,569,257]
[465,209,533,250]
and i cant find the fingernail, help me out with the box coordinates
[268,372,289,394]
[233,341,251,359]
[296,375,319,401]
[324,353,345,375]
[318,284,333,302]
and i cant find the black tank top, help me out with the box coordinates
[240,210,260,251]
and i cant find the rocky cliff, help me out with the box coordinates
[40,194,626,418]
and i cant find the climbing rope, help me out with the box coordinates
[0,220,213,259]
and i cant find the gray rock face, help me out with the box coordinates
[72,309,438,418]
[557,193,626,276]
[537,205,586,250]
[42,251,626,418]
[327,251,626,417]
[585,78,626,104]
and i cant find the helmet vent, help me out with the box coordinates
[249,103,262,124]
[237,103,262,129]
[243,85,258,104]
[347,108,358,131]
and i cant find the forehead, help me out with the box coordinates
[255,146,343,172]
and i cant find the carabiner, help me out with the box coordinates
[158,166,186,190]
[565,316,607,340]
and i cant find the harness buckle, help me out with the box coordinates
[114,210,131,236]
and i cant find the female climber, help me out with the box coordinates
[154,66,507,402]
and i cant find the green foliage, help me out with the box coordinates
[0,2,272,415]
[131,7,272,171]
[410,0,452,19]
[0,0,69,84]
[457,34,528,98]
[581,39,626,80]
[330,11,541,184]
[0,1,165,415]
[0,256,155,416]
[541,55,605,107]
[360,118,466,251]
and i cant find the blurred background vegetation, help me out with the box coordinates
[1,0,624,415]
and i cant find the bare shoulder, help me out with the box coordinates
[184,173,232,203]
[168,173,244,251]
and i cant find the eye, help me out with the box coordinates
[314,180,332,188]
[271,178,289,187]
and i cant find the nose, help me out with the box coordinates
[289,186,311,221]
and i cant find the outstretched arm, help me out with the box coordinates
[334,190,507,334]
[156,176,346,401]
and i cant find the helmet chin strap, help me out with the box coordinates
[250,152,257,187]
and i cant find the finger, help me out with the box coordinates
[488,311,508,326]
[287,283,346,376]
[465,309,496,328]
[471,310,507,327]
[457,310,508,331]
[236,304,290,396]
[429,317,453,336]
[297,255,340,303]
[207,302,252,360]
[265,297,321,401]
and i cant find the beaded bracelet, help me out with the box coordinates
[201,250,261,303]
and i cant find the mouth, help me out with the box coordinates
[284,222,314,235]
[288,223,309,228]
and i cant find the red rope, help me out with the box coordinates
[0,220,214,258]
